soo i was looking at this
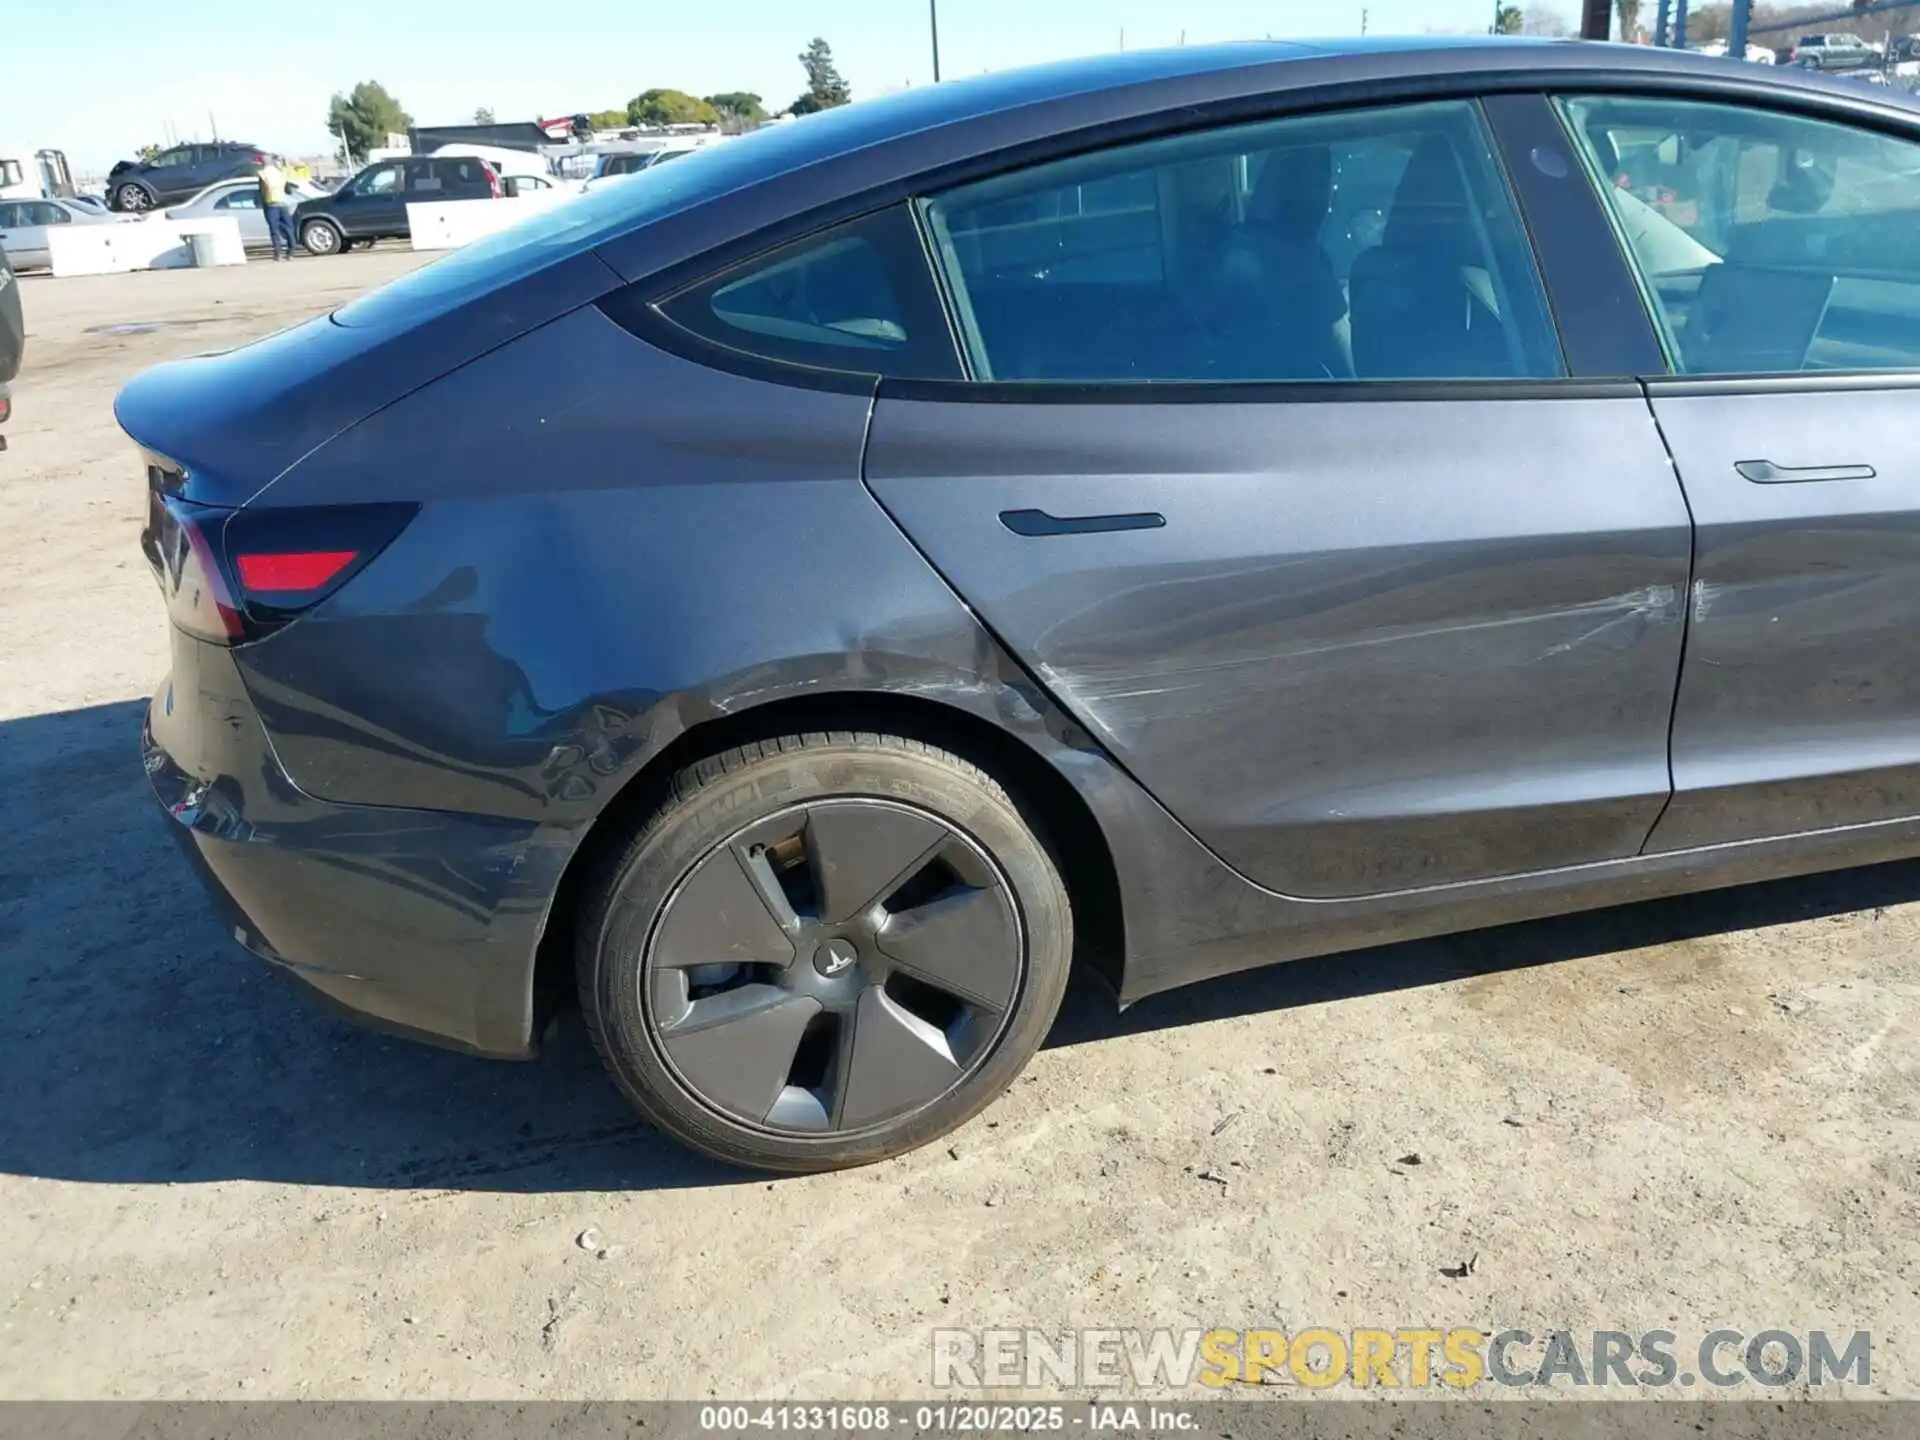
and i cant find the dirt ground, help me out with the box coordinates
[1,250,1916,1403]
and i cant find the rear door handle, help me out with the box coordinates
[998,508,1166,537]
[1735,459,1877,484]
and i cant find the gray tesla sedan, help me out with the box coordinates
[120,37,1920,1171]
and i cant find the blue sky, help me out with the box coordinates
[3,0,1575,174]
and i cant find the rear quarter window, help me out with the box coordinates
[648,205,960,379]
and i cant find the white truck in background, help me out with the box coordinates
[0,148,79,202]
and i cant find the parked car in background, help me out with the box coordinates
[1791,34,1880,70]
[589,142,711,183]
[165,176,325,248]
[1693,39,1776,64]
[501,172,577,197]
[0,247,18,452]
[65,194,108,214]
[584,145,712,194]
[593,151,651,180]
[290,154,500,255]
[105,141,270,212]
[0,196,118,270]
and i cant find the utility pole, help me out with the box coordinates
[1360,6,1368,34]
[1728,0,1751,57]
[1655,0,1672,46]
[1579,0,1611,40]
[1674,0,1689,48]
[929,0,941,82]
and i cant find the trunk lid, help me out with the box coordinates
[113,248,618,506]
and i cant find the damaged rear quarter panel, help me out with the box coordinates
[230,305,1064,823]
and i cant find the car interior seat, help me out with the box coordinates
[1347,133,1512,379]
[1214,144,1351,379]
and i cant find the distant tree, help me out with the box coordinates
[1495,4,1525,32]
[1521,4,1573,35]
[625,88,721,127]
[327,81,412,163]
[1683,3,1733,42]
[705,91,768,123]
[1614,0,1644,41]
[473,106,496,125]
[587,108,629,131]
[788,38,851,116]
[135,142,163,163]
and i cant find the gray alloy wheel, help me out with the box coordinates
[112,182,152,213]
[301,218,343,256]
[578,732,1073,1173]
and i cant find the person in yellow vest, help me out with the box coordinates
[256,159,293,261]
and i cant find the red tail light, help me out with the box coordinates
[143,494,415,645]
[251,152,267,165]
[236,550,358,593]
[484,162,503,198]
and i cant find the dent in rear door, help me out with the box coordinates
[866,391,1692,898]
[873,94,1691,899]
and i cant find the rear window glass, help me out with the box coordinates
[922,98,1562,383]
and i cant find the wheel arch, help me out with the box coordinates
[529,689,1127,1033]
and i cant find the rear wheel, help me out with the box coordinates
[300,218,343,256]
[577,731,1073,1173]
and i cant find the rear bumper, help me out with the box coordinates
[142,637,582,1059]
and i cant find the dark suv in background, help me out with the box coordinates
[291,154,500,255]
[106,141,269,212]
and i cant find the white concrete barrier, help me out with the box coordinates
[407,193,572,252]
[47,217,246,277]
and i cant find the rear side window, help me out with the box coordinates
[654,205,961,379]
[1560,95,1920,374]
[920,99,1563,383]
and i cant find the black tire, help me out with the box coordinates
[111,181,153,213]
[577,731,1073,1174]
[300,218,343,256]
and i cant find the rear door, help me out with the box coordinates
[866,95,1694,898]
[0,200,53,269]
[147,145,201,202]
[430,157,495,200]
[212,186,267,246]
[336,162,404,236]
[0,203,22,267]
[1562,93,1920,851]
